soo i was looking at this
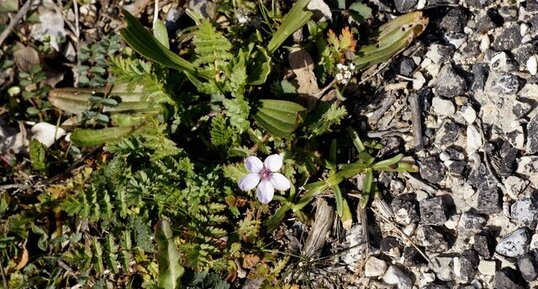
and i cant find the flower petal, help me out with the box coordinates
[244,156,263,173]
[264,154,283,172]
[269,173,291,191]
[238,173,260,191]
[256,179,274,204]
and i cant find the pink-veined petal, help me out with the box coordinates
[264,154,283,172]
[269,173,291,191]
[238,173,260,191]
[244,156,263,173]
[256,179,274,204]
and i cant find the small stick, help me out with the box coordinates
[0,1,32,49]
[73,0,81,87]
[409,92,424,151]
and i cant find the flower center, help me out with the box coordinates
[260,168,272,180]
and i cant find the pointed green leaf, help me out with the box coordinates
[267,0,313,55]
[120,10,198,76]
[153,19,170,49]
[353,12,428,70]
[71,126,141,147]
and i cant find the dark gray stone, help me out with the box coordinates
[420,197,448,225]
[440,9,468,33]
[420,285,449,289]
[444,146,465,160]
[477,188,502,214]
[493,142,518,177]
[416,226,449,252]
[393,0,418,13]
[471,64,489,91]
[474,233,492,258]
[511,198,538,229]
[381,236,402,258]
[517,250,538,282]
[468,163,497,191]
[434,64,468,98]
[527,0,538,12]
[513,44,537,67]
[492,73,522,95]
[467,0,493,8]
[527,115,538,154]
[459,211,487,233]
[498,6,518,22]
[495,228,530,257]
[476,12,497,33]
[492,25,522,51]
[512,101,533,118]
[440,121,463,145]
[419,157,446,184]
[448,161,466,175]
[457,250,479,283]
[494,268,527,289]
[391,194,420,225]
[402,246,427,266]
[393,56,416,76]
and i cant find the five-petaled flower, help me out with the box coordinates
[238,154,291,204]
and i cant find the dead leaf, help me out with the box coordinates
[242,254,260,269]
[13,46,40,72]
[288,47,320,96]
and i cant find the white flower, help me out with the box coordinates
[335,73,344,81]
[341,79,349,85]
[336,63,346,70]
[238,154,291,204]
[343,71,352,79]
[349,63,356,70]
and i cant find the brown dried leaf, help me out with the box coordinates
[288,47,320,96]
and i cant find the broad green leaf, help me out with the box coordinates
[247,47,272,85]
[155,220,184,289]
[49,86,162,115]
[120,10,198,76]
[29,139,47,171]
[333,185,352,228]
[267,0,313,55]
[253,99,306,138]
[353,11,428,70]
[153,20,170,49]
[71,126,141,147]
[348,2,372,22]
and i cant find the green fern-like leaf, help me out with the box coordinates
[210,115,234,146]
[306,102,347,137]
[193,20,232,73]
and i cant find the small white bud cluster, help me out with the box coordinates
[335,62,356,85]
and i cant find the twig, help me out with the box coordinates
[0,0,32,49]
[409,92,424,151]
[73,0,80,87]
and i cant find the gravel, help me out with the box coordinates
[495,228,530,257]
[434,64,468,98]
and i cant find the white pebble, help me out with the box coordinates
[432,97,456,117]
[478,260,496,275]
[520,23,529,36]
[527,55,537,75]
[480,35,491,52]
[462,106,477,124]
[466,125,482,154]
